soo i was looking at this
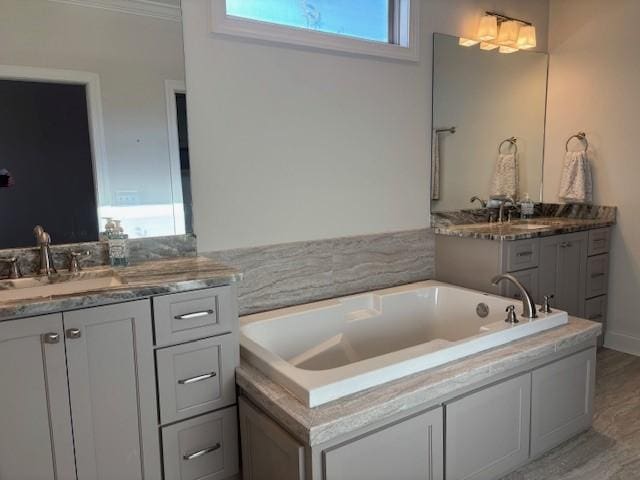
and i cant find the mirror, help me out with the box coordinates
[431,33,548,212]
[0,0,191,249]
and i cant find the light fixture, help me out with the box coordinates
[477,14,498,41]
[497,20,521,47]
[480,42,499,51]
[499,45,519,54]
[517,25,537,49]
[459,37,479,47]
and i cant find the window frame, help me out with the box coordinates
[209,0,420,61]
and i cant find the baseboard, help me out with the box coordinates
[604,331,640,357]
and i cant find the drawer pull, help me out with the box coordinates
[183,443,221,461]
[591,272,605,279]
[516,251,533,257]
[588,314,603,320]
[174,309,214,320]
[178,371,217,385]
[560,242,572,248]
[593,239,606,245]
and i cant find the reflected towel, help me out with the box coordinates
[558,151,593,204]
[489,153,519,198]
[431,131,440,200]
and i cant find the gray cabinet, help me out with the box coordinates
[585,295,608,347]
[239,396,306,480]
[538,232,588,316]
[530,348,596,457]
[64,300,161,480]
[445,374,531,480]
[0,314,76,480]
[323,407,444,480]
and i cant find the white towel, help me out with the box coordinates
[431,131,440,200]
[490,153,519,198]
[558,151,593,204]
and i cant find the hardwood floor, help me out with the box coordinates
[502,349,640,480]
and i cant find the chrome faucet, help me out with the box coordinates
[491,273,537,319]
[496,196,516,223]
[470,196,487,208]
[33,225,57,276]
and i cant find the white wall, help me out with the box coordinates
[432,34,548,212]
[182,0,549,251]
[0,0,185,236]
[545,0,640,354]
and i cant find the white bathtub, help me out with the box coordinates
[240,281,568,407]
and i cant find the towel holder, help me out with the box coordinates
[435,126,456,134]
[566,132,588,152]
[499,137,518,155]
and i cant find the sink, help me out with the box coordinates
[509,224,551,231]
[0,269,126,302]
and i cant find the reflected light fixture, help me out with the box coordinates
[517,25,537,49]
[459,37,479,47]
[497,20,520,47]
[477,14,498,41]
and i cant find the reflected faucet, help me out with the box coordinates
[34,225,57,276]
[496,196,516,223]
[470,196,487,208]
[491,274,537,319]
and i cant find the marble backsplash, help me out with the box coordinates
[432,203,617,227]
[0,234,197,277]
[205,228,435,316]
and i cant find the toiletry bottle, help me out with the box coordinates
[108,220,129,267]
[101,217,116,241]
[520,194,535,219]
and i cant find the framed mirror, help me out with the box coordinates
[0,0,191,249]
[431,33,548,213]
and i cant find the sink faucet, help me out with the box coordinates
[496,196,516,223]
[470,196,487,208]
[34,225,57,276]
[491,273,537,319]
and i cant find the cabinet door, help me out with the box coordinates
[530,349,596,458]
[539,232,588,316]
[0,314,76,480]
[239,397,305,480]
[502,268,540,305]
[585,296,607,347]
[64,301,161,480]
[446,374,531,480]
[323,407,443,480]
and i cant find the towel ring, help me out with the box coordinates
[499,137,518,155]
[566,132,588,152]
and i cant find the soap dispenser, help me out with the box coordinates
[108,220,129,267]
[520,193,534,219]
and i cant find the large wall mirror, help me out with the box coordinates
[431,33,548,213]
[0,0,191,249]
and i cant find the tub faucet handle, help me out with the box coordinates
[540,294,554,314]
[505,305,519,324]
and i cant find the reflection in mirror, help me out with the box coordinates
[431,33,548,213]
[0,0,191,249]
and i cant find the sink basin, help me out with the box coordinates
[0,269,126,302]
[509,224,551,231]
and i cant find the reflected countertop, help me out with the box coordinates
[0,257,242,322]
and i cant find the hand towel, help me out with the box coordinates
[558,151,593,204]
[489,153,519,199]
[431,131,440,200]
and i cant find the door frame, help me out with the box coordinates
[164,79,187,235]
[0,64,110,209]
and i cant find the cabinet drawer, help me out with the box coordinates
[153,287,235,346]
[157,334,238,424]
[502,268,539,305]
[586,254,609,298]
[505,239,539,272]
[585,296,607,347]
[162,406,239,480]
[530,349,595,457]
[588,228,611,256]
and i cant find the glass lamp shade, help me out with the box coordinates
[497,20,520,46]
[517,25,537,49]
[477,15,498,41]
[459,37,479,47]
[499,45,519,54]
[480,42,499,51]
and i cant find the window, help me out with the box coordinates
[210,0,419,61]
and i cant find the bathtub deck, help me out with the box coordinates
[500,348,640,480]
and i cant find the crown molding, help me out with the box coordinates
[47,0,181,22]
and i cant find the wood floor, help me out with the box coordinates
[502,348,640,480]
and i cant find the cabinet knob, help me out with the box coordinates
[65,328,82,339]
[42,332,60,344]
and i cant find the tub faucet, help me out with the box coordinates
[34,225,57,276]
[491,273,537,319]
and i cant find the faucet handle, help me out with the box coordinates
[68,251,90,274]
[505,305,519,324]
[0,257,21,279]
[540,294,554,314]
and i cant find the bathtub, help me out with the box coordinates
[240,281,568,407]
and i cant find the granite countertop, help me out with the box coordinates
[236,318,600,446]
[433,217,615,241]
[0,257,242,322]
